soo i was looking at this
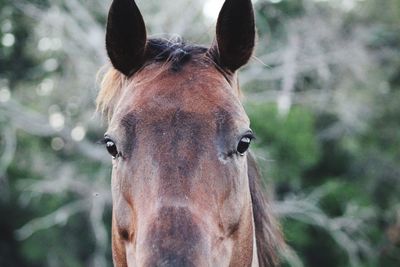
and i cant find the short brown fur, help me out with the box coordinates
[100,1,284,266]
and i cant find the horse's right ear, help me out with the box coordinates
[106,0,147,76]
[209,0,255,73]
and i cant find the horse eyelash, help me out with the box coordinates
[96,137,109,145]
[244,132,256,140]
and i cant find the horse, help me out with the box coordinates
[97,0,284,266]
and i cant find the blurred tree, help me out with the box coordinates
[245,0,400,266]
[0,0,399,267]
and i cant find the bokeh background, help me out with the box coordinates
[0,0,399,266]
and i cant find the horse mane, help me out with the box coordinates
[96,66,126,120]
[248,152,284,267]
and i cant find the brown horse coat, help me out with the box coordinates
[98,0,284,266]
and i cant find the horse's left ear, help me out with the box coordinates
[106,0,147,76]
[209,0,255,73]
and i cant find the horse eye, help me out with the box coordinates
[105,140,119,158]
[237,136,252,155]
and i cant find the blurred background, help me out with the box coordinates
[0,0,399,266]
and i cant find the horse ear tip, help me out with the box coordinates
[210,0,255,72]
[105,0,146,77]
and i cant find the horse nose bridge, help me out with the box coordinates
[142,206,209,266]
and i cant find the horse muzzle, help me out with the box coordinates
[138,206,210,267]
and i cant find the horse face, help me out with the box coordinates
[107,62,254,266]
[101,0,257,266]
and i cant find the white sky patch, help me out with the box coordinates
[49,112,65,131]
[341,0,359,11]
[0,87,11,102]
[38,37,52,51]
[203,0,261,20]
[38,37,62,52]
[51,38,62,50]
[277,94,292,116]
[43,58,59,72]
[2,33,15,47]
[36,78,54,96]
[71,125,86,142]
[203,0,364,20]
[51,137,65,151]
[313,0,365,9]
[203,0,224,20]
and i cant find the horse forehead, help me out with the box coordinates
[131,63,236,110]
[113,62,249,134]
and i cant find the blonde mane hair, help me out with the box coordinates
[96,66,127,120]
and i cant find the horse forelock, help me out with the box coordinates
[145,38,208,71]
[96,66,127,120]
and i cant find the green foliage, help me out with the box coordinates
[1,0,400,266]
[247,103,319,184]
